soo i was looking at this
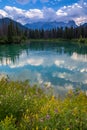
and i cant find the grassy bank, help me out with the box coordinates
[0,36,29,44]
[29,38,69,42]
[0,36,87,45]
[0,38,71,44]
[0,79,87,130]
[28,38,87,45]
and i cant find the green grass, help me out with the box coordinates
[0,79,87,130]
[29,38,87,46]
[0,36,87,45]
[0,36,29,44]
[29,38,72,42]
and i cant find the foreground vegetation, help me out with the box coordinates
[0,79,87,130]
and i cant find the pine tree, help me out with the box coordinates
[7,20,14,43]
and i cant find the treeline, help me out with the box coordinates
[0,18,27,44]
[28,26,87,40]
[0,18,87,44]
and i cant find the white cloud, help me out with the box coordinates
[26,9,43,18]
[0,49,87,87]
[0,1,87,25]
[0,9,8,17]
[53,71,87,84]
[4,6,43,24]
[42,7,57,21]
[61,2,87,25]
[4,6,25,21]
[56,9,67,16]
[64,84,74,90]
[71,52,87,62]
[28,58,43,66]
[55,60,64,66]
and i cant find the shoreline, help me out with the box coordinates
[0,38,87,45]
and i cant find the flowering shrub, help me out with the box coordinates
[0,79,87,130]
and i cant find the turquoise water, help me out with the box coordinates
[0,42,87,93]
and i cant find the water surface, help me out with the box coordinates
[0,42,87,94]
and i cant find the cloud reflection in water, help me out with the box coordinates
[0,44,87,94]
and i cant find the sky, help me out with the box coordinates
[0,0,87,25]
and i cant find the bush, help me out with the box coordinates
[0,36,7,44]
[0,116,17,130]
[0,79,87,129]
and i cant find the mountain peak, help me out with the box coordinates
[25,20,77,30]
[68,20,77,25]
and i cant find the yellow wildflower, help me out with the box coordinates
[44,126,47,130]
[66,128,70,130]
[36,126,38,130]
[36,114,38,120]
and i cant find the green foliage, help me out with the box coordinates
[12,36,21,44]
[0,115,17,130]
[7,21,14,43]
[78,35,86,44]
[0,79,87,129]
[0,36,7,44]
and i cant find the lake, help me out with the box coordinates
[0,41,87,94]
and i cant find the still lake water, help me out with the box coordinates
[0,42,87,94]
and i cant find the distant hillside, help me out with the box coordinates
[0,18,28,44]
[0,17,27,31]
[25,20,77,30]
[82,23,87,27]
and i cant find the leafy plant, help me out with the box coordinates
[0,79,87,129]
